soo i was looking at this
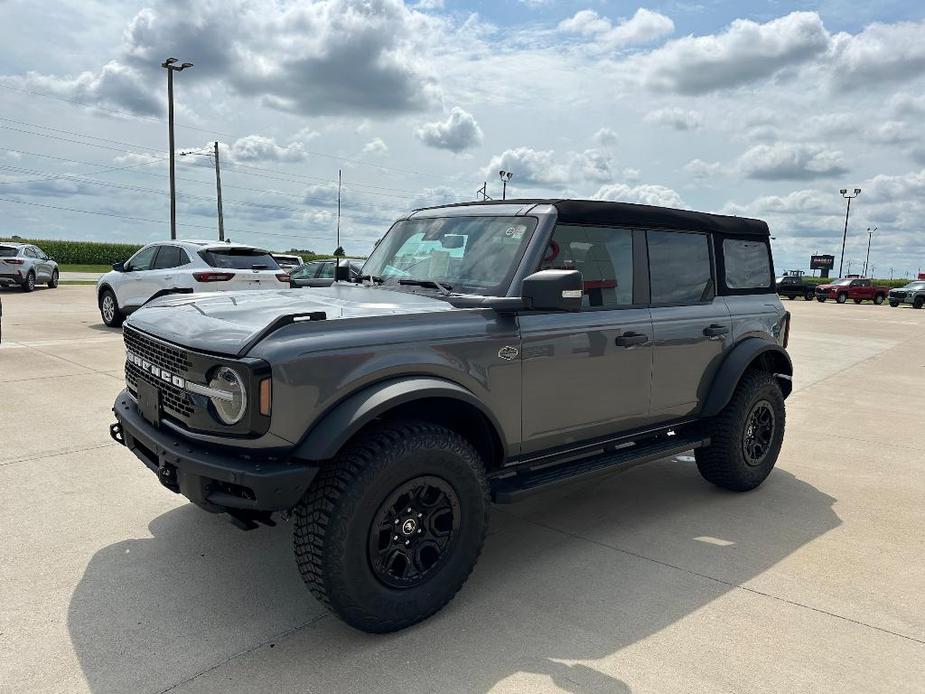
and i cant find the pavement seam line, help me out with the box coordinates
[0,442,118,468]
[15,342,126,382]
[504,511,925,646]
[155,613,330,693]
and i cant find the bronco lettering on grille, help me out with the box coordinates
[126,350,186,389]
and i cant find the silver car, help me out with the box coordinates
[0,243,59,292]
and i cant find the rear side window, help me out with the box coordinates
[723,238,772,289]
[0,246,18,257]
[648,231,713,304]
[153,246,188,270]
[317,262,335,279]
[200,248,280,270]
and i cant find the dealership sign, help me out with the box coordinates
[810,254,835,270]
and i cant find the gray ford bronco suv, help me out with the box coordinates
[110,199,792,633]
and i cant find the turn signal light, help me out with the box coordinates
[259,377,272,416]
[193,271,235,282]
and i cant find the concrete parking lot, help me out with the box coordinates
[1,286,923,693]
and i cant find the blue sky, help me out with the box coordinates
[2,0,925,277]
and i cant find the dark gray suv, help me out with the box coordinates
[109,200,792,633]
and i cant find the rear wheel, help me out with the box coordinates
[873,294,884,305]
[804,290,814,300]
[21,270,35,292]
[836,293,847,304]
[853,298,862,304]
[293,421,489,633]
[99,289,124,328]
[48,269,59,289]
[696,370,785,492]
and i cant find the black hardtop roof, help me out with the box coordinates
[416,198,770,237]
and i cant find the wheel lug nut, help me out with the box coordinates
[404,540,410,546]
[393,535,399,541]
[406,508,412,513]
[417,529,422,534]
[394,519,399,524]
[417,513,422,518]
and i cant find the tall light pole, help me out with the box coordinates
[863,226,877,277]
[499,170,513,200]
[180,142,224,241]
[162,58,193,240]
[838,187,861,278]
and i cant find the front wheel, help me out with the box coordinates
[873,294,884,305]
[293,421,489,633]
[836,293,847,304]
[695,370,785,492]
[853,298,863,304]
[816,296,826,303]
[99,289,124,328]
[48,269,59,289]
[889,300,899,307]
[914,296,924,310]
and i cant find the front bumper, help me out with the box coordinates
[111,389,318,512]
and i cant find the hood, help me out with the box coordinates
[125,284,455,356]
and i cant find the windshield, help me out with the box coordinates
[362,216,537,295]
[200,248,280,270]
[0,246,19,257]
[905,281,925,289]
[830,279,853,286]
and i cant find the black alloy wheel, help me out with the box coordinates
[368,476,460,589]
[742,400,775,467]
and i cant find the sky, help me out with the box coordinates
[1,0,925,277]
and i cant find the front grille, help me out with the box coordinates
[892,291,906,299]
[124,328,195,419]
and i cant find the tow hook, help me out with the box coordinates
[109,422,124,445]
[157,462,180,493]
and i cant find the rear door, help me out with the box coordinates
[149,244,192,295]
[520,224,653,454]
[647,230,732,420]
[31,246,53,281]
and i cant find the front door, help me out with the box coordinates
[646,230,732,419]
[520,224,653,455]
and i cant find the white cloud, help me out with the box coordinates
[221,135,307,163]
[592,128,618,147]
[684,159,722,179]
[633,11,830,94]
[558,8,674,49]
[410,186,462,209]
[412,0,444,10]
[644,107,703,130]
[415,107,484,152]
[362,137,389,155]
[830,19,925,90]
[738,142,848,180]
[592,183,684,207]
[482,147,616,186]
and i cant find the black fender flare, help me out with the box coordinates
[701,338,793,417]
[293,376,507,462]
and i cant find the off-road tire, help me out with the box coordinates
[914,296,924,310]
[873,294,884,305]
[836,293,847,304]
[889,300,899,307]
[48,269,59,289]
[695,370,785,492]
[99,288,124,328]
[21,271,35,292]
[293,420,489,633]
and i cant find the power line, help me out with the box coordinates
[0,195,336,244]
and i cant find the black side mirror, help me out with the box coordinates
[112,262,125,272]
[522,270,583,311]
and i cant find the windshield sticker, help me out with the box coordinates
[505,225,526,240]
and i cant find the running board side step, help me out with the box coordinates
[490,434,709,503]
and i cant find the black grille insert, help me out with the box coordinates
[124,328,194,419]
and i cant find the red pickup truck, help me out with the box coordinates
[815,278,889,304]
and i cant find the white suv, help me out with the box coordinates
[96,240,289,327]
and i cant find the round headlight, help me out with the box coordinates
[209,367,247,425]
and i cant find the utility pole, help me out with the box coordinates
[335,169,342,277]
[213,141,224,241]
[890,267,894,280]
[838,187,861,278]
[499,170,513,200]
[161,58,193,240]
[863,226,877,277]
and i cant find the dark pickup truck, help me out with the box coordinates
[776,275,815,301]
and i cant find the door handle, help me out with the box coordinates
[615,332,647,347]
[703,324,729,337]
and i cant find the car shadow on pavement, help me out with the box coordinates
[67,461,838,693]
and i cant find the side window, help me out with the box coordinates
[34,246,48,259]
[648,231,713,304]
[25,247,38,258]
[127,246,158,271]
[317,262,336,279]
[723,238,771,290]
[540,225,634,308]
[152,246,183,270]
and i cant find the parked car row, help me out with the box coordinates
[776,275,925,307]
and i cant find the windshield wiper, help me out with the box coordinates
[398,278,453,295]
